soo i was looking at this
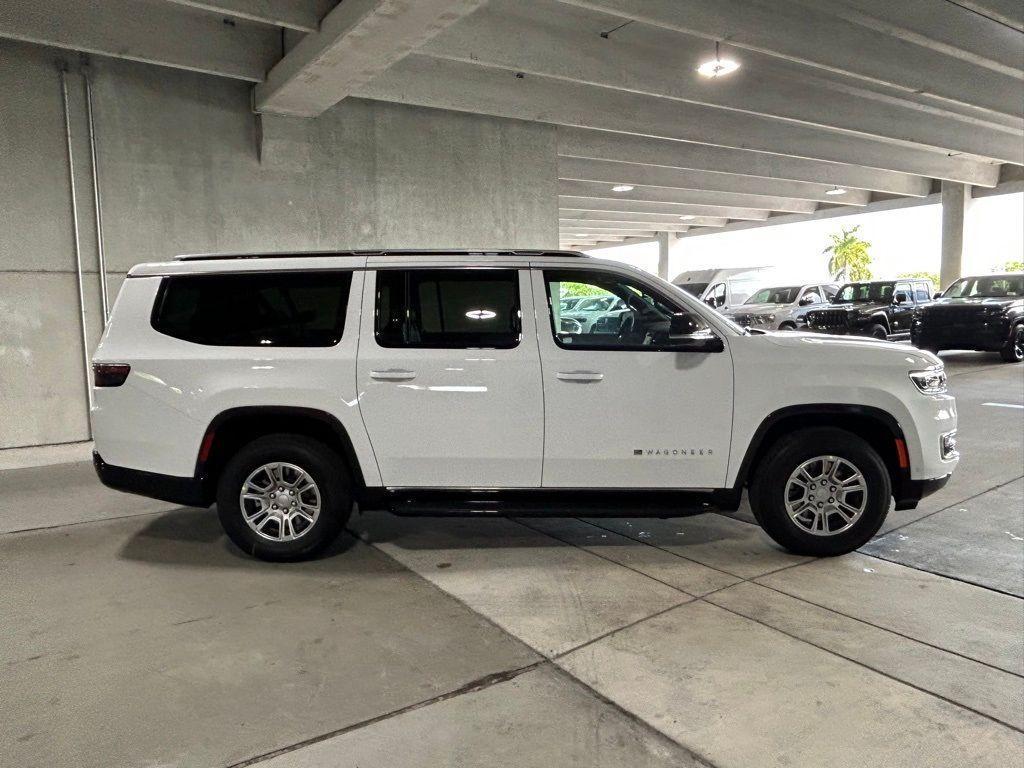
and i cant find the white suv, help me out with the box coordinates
[91,250,959,561]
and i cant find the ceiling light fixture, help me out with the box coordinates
[697,41,740,78]
[679,215,696,220]
[825,186,848,196]
[611,184,634,192]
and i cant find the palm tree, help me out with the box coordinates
[824,225,872,282]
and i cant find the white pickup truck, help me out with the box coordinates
[91,250,958,561]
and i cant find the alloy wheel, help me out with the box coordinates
[239,462,321,542]
[784,455,868,536]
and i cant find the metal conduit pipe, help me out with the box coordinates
[59,64,95,430]
[83,65,110,323]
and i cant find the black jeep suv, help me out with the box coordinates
[806,279,933,341]
[911,273,1024,363]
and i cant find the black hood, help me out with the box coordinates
[926,297,1020,311]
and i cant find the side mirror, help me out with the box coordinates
[669,313,724,353]
[894,292,909,304]
[799,294,818,306]
[933,292,943,300]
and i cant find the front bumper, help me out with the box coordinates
[893,474,951,511]
[912,320,1009,351]
[93,452,209,507]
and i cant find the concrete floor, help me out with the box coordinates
[1,352,1022,767]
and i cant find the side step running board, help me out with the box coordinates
[385,488,735,518]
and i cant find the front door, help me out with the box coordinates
[534,266,734,489]
[357,266,543,488]
[891,281,915,334]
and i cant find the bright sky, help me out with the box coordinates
[588,192,1024,288]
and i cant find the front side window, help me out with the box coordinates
[545,269,712,351]
[707,283,727,307]
[152,271,352,347]
[913,282,931,302]
[375,269,521,349]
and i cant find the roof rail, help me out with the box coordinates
[174,249,586,262]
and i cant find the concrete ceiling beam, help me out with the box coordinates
[354,56,1001,186]
[560,227,661,237]
[557,0,1021,123]
[558,180,817,214]
[558,128,932,198]
[560,210,728,227]
[254,0,486,116]
[819,0,1023,77]
[0,0,279,81]
[559,157,871,206]
[162,0,324,32]
[558,195,771,221]
[954,0,1023,32]
[422,0,1022,163]
[561,219,697,232]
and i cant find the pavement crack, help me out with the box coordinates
[228,660,548,767]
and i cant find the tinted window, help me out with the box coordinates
[375,269,520,349]
[545,269,712,351]
[152,271,352,347]
[913,282,931,302]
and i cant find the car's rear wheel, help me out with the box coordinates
[999,324,1023,363]
[750,427,891,556]
[867,323,888,341]
[216,434,350,561]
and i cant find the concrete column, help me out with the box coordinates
[940,181,971,290]
[656,231,670,280]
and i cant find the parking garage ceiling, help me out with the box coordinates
[5,0,1021,249]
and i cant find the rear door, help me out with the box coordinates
[356,263,543,488]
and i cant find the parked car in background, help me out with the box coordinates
[911,273,1024,363]
[672,267,774,312]
[559,296,585,313]
[806,279,934,341]
[725,283,839,331]
[561,293,626,332]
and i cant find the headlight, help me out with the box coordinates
[909,367,947,394]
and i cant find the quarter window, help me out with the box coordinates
[151,271,352,347]
[375,269,521,349]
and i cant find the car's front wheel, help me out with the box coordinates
[216,434,351,561]
[750,427,891,556]
[999,324,1023,363]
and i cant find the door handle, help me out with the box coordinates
[370,369,417,381]
[556,371,604,382]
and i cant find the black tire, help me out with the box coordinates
[999,324,1024,363]
[216,434,351,561]
[778,322,797,331]
[867,323,888,341]
[750,427,891,556]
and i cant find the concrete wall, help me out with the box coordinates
[0,40,558,449]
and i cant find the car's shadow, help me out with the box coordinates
[118,505,360,569]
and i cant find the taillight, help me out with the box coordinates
[93,363,131,387]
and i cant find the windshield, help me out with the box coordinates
[835,283,894,303]
[677,282,709,297]
[944,274,1023,298]
[744,286,800,305]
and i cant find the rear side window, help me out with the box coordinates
[152,271,352,347]
[375,269,521,349]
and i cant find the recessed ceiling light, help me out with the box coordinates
[679,215,695,220]
[611,184,634,192]
[697,41,740,78]
[825,186,848,196]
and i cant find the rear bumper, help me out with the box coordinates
[892,474,951,511]
[93,452,209,507]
